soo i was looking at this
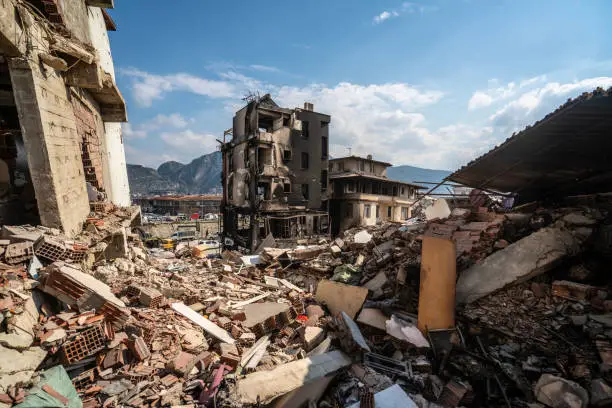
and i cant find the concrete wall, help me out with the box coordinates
[330,157,388,177]
[59,0,91,44]
[291,109,330,209]
[87,6,130,206]
[9,58,89,236]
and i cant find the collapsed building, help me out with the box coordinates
[328,155,425,235]
[221,95,330,251]
[0,0,130,235]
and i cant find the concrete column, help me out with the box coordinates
[9,58,89,236]
[103,122,130,206]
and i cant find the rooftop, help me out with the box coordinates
[448,87,612,203]
[329,155,392,167]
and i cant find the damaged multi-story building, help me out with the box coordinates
[0,0,130,235]
[221,95,330,251]
[328,155,425,235]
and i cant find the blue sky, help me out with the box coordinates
[111,0,612,170]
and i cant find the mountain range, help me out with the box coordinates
[127,151,450,196]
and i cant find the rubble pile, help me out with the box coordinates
[1,202,612,407]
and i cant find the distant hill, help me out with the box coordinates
[128,151,222,196]
[387,165,451,188]
[128,151,450,196]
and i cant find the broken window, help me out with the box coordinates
[364,204,371,218]
[346,182,355,193]
[257,182,271,200]
[302,183,309,200]
[283,148,292,162]
[401,187,405,195]
[387,206,392,217]
[321,170,328,192]
[301,152,309,169]
[283,182,291,193]
[283,117,290,127]
[302,120,309,138]
[321,136,328,158]
[376,205,380,219]
[401,207,409,219]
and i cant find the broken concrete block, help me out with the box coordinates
[236,350,351,404]
[534,374,588,408]
[353,230,372,244]
[386,315,429,348]
[425,199,451,221]
[0,345,47,392]
[0,298,39,349]
[347,384,418,408]
[456,225,591,304]
[357,308,388,331]
[334,237,345,249]
[315,280,368,319]
[363,270,388,299]
[302,327,325,351]
[330,245,341,256]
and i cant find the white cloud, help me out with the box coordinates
[160,130,218,152]
[122,113,190,139]
[373,10,399,24]
[468,75,547,110]
[120,68,236,107]
[122,123,147,139]
[249,64,280,73]
[490,77,612,132]
[272,82,494,169]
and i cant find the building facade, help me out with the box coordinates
[329,155,425,235]
[0,0,130,235]
[135,195,222,216]
[221,95,330,251]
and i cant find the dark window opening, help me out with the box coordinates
[376,205,380,218]
[283,117,290,127]
[302,120,309,138]
[321,121,329,128]
[301,152,309,169]
[321,170,328,191]
[283,182,291,193]
[364,204,371,218]
[302,183,309,200]
[387,207,392,217]
[283,149,292,161]
[321,136,328,159]
[257,182,271,200]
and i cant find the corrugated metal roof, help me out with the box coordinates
[447,87,612,203]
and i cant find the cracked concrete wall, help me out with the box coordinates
[9,58,90,236]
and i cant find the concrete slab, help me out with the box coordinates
[315,280,368,319]
[456,225,592,304]
[242,302,290,328]
[236,350,351,404]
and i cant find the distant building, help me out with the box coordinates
[221,95,330,251]
[328,155,425,235]
[135,195,221,216]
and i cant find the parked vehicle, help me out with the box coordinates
[170,230,196,242]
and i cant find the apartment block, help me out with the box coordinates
[221,95,330,251]
[328,155,425,235]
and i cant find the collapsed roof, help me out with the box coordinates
[448,87,612,204]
